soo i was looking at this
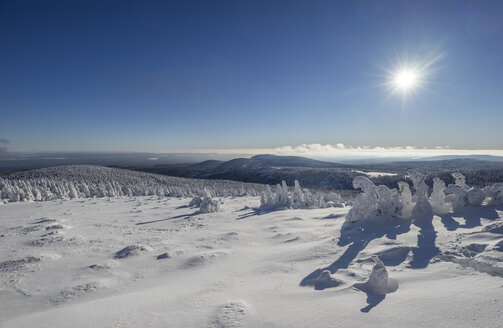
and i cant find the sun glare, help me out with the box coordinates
[393,69,417,91]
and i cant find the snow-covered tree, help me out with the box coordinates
[409,170,433,219]
[429,177,450,214]
[0,165,269,203]
[259,180,342,210]
[346,176,401,224]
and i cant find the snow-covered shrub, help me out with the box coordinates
[199,190,220,213]
[259,180,342,210]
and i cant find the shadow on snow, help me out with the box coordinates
[300,217,411,288]
[135,212,199,225]
[439,206,500,231]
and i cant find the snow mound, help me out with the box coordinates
[482,222,503,234]
[33,218,58,224]
[314,270,342,290]
[374,246,410,266]
[460,243,487,257]
[45,224,64,231]
[88,264,109,271]
[184,252,228,269]
[0,256,41,272]
[114,245,151,259]
[27,236,78,247]
[209,301,248,328]
[50,282,102,304]
[156,252,170,260]
[354,256,398,295]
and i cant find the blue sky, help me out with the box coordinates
[1,0,502,153]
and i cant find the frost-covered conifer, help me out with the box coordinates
[429,177,450,214]
[346,176,401,223]
[0,165,268,203]
[409,170,433,219]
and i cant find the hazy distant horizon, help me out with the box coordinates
[2,144,503,164]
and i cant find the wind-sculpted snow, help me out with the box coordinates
[354,256,398,295]
[259,180,343,210]
[1,194,503,326]
[0,165,268,203]
[347,171,503,223]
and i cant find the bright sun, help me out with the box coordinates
[393,69,417,91]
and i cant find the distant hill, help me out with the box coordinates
[138,154,349,178]
[419,155,503,162]
[363,158,503,171]
[126,154,503,191]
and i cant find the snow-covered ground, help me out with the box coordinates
[1,196,502,327]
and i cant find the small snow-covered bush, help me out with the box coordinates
[199,190,220,213]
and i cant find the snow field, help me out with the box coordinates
[1,195,502,327]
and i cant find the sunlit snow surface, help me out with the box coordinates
[1,196,503,327]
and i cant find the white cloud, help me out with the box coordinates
[152,144,503,160]
[267,143,503,160]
